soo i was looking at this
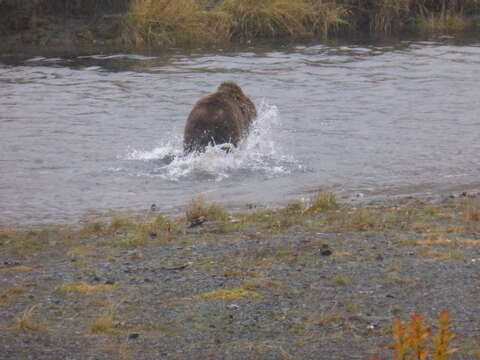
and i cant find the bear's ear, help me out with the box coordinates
[218,81,242,94]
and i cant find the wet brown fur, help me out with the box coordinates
[183,82,257,154]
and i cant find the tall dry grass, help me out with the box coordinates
[123,0,478,47]
[124,0,231,47]
[123,0,348,47]
[344,0,479,34]
[414,0,478,32]
[3,0,479,48]
[220,0,347,40]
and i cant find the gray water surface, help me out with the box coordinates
[1,38,480,225]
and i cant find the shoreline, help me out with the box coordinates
[2,180,480,229]
[1,191,479,358]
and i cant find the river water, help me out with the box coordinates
[1,36,480,225]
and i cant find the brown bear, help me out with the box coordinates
[183,81,257,154]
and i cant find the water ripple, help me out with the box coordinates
[1,37,480,224]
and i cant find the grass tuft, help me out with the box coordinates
[186,195,229,223]
[119,233,149,249]
[57,282,118,295]
[200,287,262,300]
[90,313,116,333]
[461,199,480,230]
[11,305,45,332]
[0,265,38,273]
[305,191,339,213]
[90,301,123,334]
[0,285,26,307]
[331,275,350,286]
[333,207,380,231]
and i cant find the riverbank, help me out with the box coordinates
[1,0,479,52]
[1,192,480,359]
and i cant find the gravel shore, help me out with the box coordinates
[1,192,480,359]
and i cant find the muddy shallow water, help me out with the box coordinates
[1,36,480,225]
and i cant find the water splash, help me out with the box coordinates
[125,103,302,181]
[127,141,182,161]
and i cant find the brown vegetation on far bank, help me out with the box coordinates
[0,0,479,50]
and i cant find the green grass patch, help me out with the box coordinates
[57,282,118,295]
[0,227,54,256]
[199,287,262,300]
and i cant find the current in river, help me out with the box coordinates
[1,36,480,225]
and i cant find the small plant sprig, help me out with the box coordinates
[392,315,410,360]
[432,311,458,360]
[408,314,430,360]
[391,311,458,360]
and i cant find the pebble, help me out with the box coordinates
[320,244,332,256]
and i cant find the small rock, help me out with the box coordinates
[4,260,21,266]
[188,216,206,228]
[226,304,240,310]
[128,333,140,340]
[320,244,332,256]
